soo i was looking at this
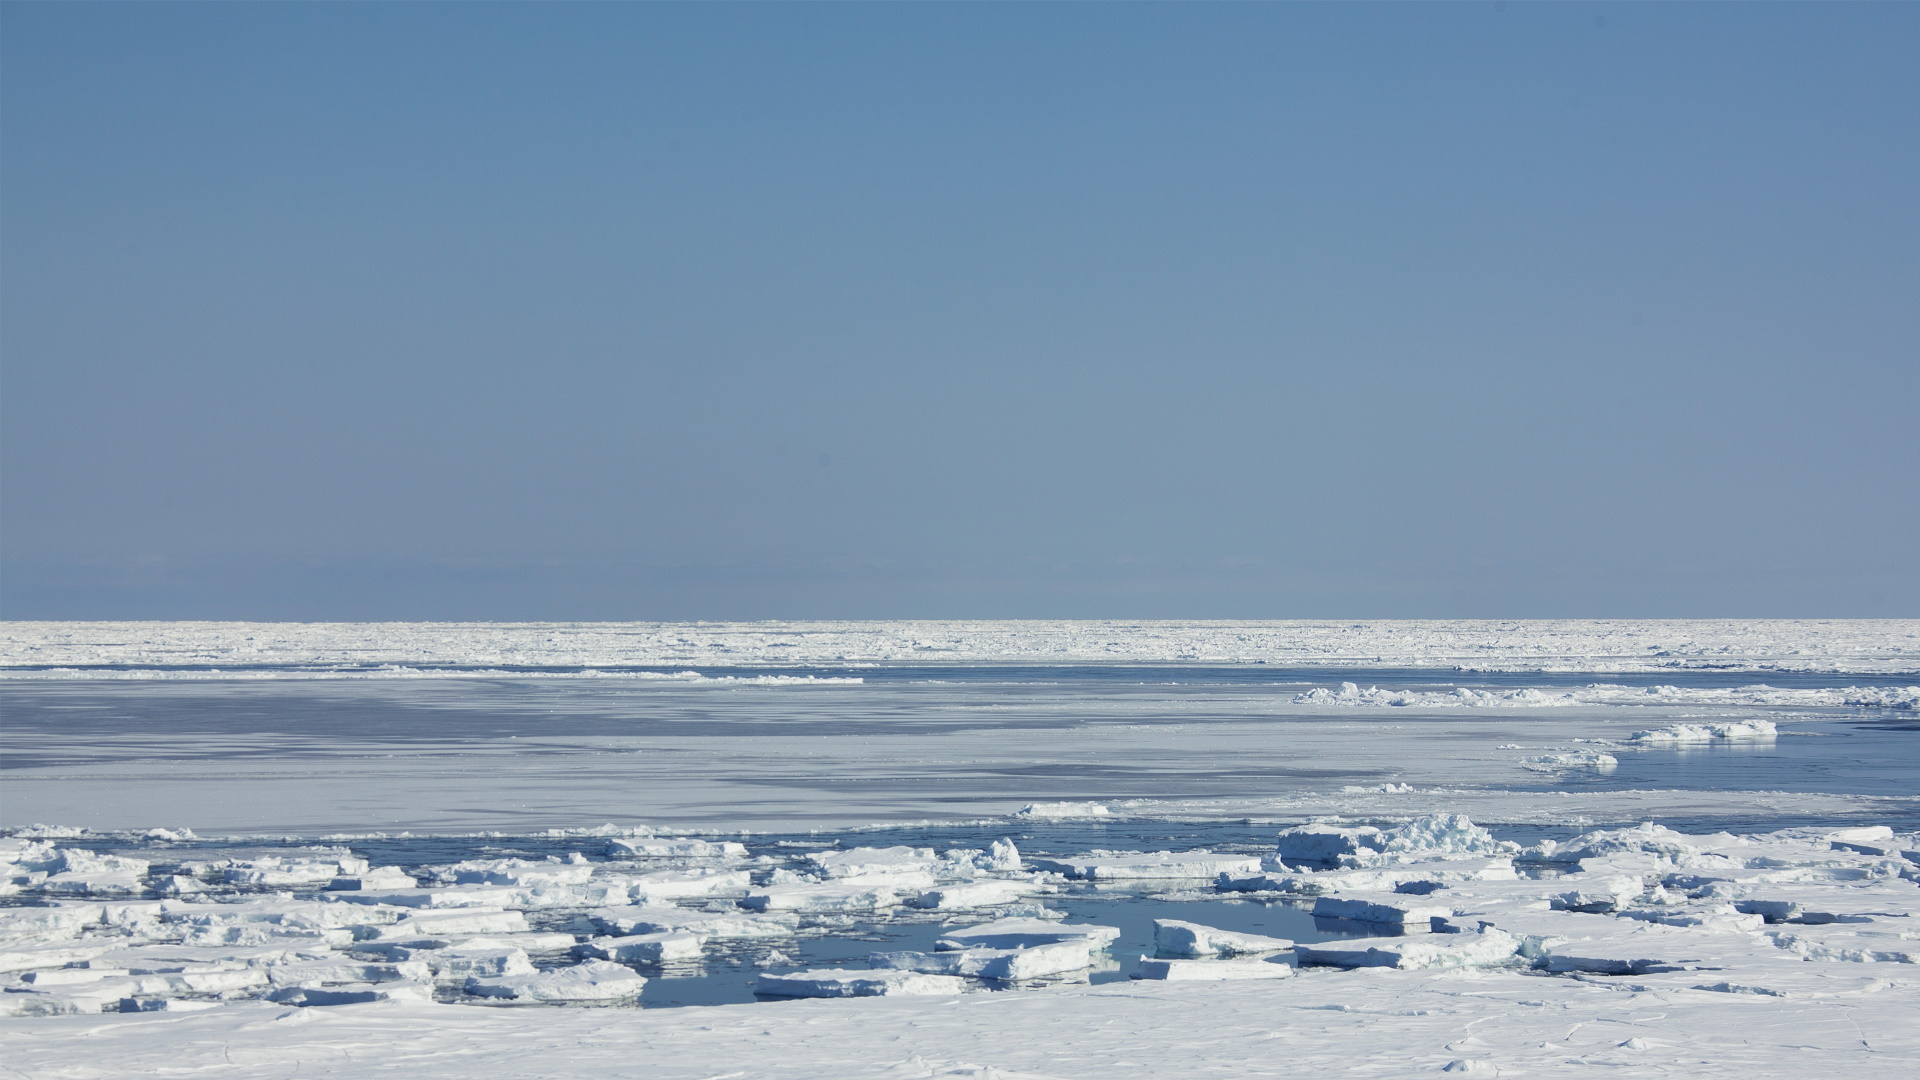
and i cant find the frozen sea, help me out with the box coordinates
[3,620,1919,1078]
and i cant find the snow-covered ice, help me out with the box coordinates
[3,619,1919,1076]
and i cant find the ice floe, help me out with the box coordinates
[756,969,966,998]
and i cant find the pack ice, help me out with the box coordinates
[4,815,1919,1080]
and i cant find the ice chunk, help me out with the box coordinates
[1274,825,1383,865]
[805,847,937,879]
[272,982,434,1006]
[0,904,105,943]
[448,859,596,887]
[39,849,149,897]
[0,993,90,1017]
[1012,802,1110,820]
[1152,920,1293,958]
[326,866,417,891]
[397,945,535,978]
[626,869,754,900]
[907,880,1039,910]
[1132,957,1292,980]
[465,960,646,1002]
[756,968,966,998]
[116,997,223,1013]
[0,943,123,973]
[266,960,431,987]
[1295,928,1518,970]
[1522,751,1619,771]
[1825,826,1900,857]
[1536,823,1702,863]
[1027,851,1262,881]
[741,877,925,913]
[1312,894,1452,932]
[934,917,1120,952]
[327,886,527,909]
[221,855,366,887]
[1765,922,1920,964]
[592,906,798,940]
[1550,875,1648,913]
[603,838,747,859]
[574,931,703,963]
[1372,814,1513,860]
[1629,719,1777,744]
[18,967,131,986]
[984,838,1022,872]
[360,909,530,942]
[869,940,1092,980]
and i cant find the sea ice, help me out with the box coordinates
[465,960,646,1003]
[1131,957,1292,980]
[1629,719,1779,744]
[1151,919,1293,958]
[740,874,930,913]
[870,940,1093,980]
[934,918,1121,952]
[1310,894,1452,932]
[574,931,704,964]
[907,880,1039,910]
[1295,928,1520,970]
[1027,851,1263,881]
[603,838,748,859]
[755,969,967,998]
[805,846,938,878]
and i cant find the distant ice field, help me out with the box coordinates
[6,622,1920,1078]
[7,618,1919,674]
[3,660,1915,835]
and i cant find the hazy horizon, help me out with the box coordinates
[5,3,1915,620]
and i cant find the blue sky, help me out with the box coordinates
[3,2,1915,619]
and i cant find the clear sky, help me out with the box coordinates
[3,2,1915,620]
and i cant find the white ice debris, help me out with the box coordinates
[326,866,417,891]
[934,918,1121,952]
[465,960,646,1002]
[1012,802,1110,820]
[1522,750,1619,771]
[1311,894,1453,932]
[756,969,966,998]
[907,880,1040,910]
[1151,920,1293,958]
[1132,957,1293,980]
[590,907,798,940]
[604,838,748,859]
[1295,929,1520,971]
[574,931,703,963]
[804,847,937,878]
[741,877,923,913]
[870,940,1093,980]
[1027,851,1262,881]
[1629,719,1779,744]
[1274,824,1384,865]
[1270,814,1513,872]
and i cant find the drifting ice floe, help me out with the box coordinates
[1151,919,1293,958]
[756,969,965,998]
